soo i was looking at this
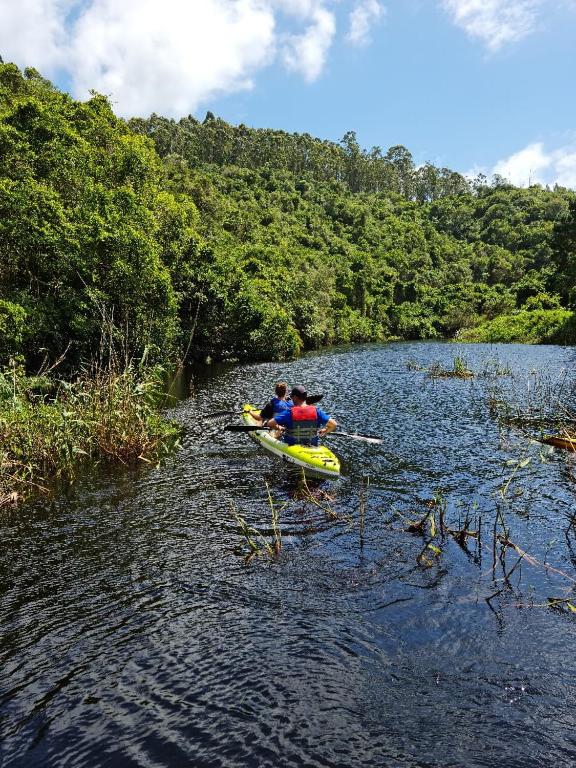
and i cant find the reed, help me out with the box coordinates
[0,361,180,504]
[266,482,283,556]
[359,474,369,548]
[405,356,474,379]
[233,514,272,564]
[427,356,474,379]
[487,367,576,450]
[402,491,480,568]
[232,484,285,563]
[400,485,576,617]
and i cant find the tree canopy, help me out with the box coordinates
[1,61,575,371]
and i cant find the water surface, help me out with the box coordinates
[2,342,576,767]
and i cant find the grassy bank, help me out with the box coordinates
[457,309,576,345]
[0,365,180,506]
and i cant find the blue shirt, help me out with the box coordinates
[273,407,330,446]
[271,396,292,415]
[260,396,292,421]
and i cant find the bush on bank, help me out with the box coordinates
[457,308,576,344]
[0,364,180,506]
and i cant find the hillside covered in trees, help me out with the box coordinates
[2,61,576,373]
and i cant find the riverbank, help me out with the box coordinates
[0,364,180,506]
[457,308,576,344]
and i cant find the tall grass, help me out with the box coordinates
[0,363,180,506]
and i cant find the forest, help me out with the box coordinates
[2,60,576,374]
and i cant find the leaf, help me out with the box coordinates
[427,544,442,555]
[567,603,576,614]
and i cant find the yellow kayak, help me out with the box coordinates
[241,404,340,480]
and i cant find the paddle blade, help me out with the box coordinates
[330,431,383,444]
[224,424,269,432]
[206,410,239,419]
[306,394,323,404]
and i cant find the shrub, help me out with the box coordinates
[458,309,576,344]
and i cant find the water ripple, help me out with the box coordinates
[2,342,576,767]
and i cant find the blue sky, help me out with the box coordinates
[1,0,575,187]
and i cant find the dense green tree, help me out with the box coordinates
[551,198,576,306]
[1,61,576,370]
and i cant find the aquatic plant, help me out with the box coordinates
[0,362,180,504]
[406,356,474,379]
[402,491,479,568]
[397,479,576,618]
[359,474,369,549]
[293,471,350,523]
[427,356,474,379]
[479,358,513,377]
[267,483,282,556]
[232,483,286,563]
[418,356,475,379]
[486,367,576,451]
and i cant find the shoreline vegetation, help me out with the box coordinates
[2,60,576,500]
[457,308,576,345]
[0,362,180,507]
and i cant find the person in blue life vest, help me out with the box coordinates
[250,381,292,423]
[264,385,337,446]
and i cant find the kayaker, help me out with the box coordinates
[265,385,336,446]
[251,382,292,422]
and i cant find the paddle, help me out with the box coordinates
[224,424,383,445]
[330,431,383,445]
[207,393,323,419]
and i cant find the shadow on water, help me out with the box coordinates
[2,342,576,767]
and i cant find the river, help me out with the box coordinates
[2,341,576,767]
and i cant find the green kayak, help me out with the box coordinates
[241,404,340,480]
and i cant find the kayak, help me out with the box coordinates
[241,404,340,480]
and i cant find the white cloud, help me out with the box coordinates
[492,142,551,185]
[554,150,576,189]
[0,0,73,70]
[281,6,336,81]
[440,0,541,50]
[0,0,348,116]
[346,0,385,46]
[67,0,277,117]
[487,142,576,188]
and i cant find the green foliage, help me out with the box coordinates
[521,292,561,311]
[551,198,576,306]
[458,309,576,344]
[0,299,26,358]
[0,363,180,503]
[0,63,197,369]
[1,61,576,372]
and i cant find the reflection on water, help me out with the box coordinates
[2,342,576,767]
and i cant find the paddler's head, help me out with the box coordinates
[290,385,307,404]
[275,382,287,398]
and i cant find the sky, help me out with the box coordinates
[0,0,575,187]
